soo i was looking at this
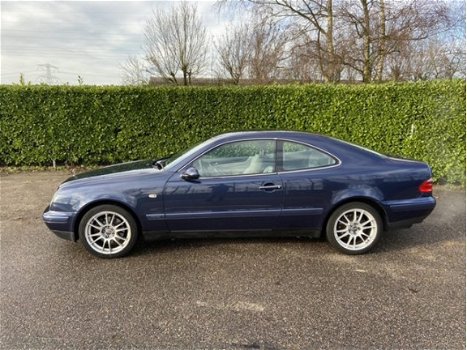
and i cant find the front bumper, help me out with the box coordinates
[43,206,76,241]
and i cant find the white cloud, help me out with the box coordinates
[1,0,247,85]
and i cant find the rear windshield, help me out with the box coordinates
[329,137,388,159]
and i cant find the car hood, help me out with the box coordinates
[62,159,159,184]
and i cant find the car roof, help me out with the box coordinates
[208,131,386,162]
[211,130,329,142]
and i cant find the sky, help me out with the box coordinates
[1,1,235,85]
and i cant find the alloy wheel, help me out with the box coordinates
[333,208,378,251]
[84,211,132,255]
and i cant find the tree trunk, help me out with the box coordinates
[377,0,386,81]
[325,0,338,82]
[183,69,188,86]
[169,72,178,85]
[188,71,192,85]
[361,0,372,82]
[317,31,326,82]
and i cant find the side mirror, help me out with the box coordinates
[181,167,200,181]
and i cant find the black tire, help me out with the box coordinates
[78,204,138,258]
[326,202,382,255]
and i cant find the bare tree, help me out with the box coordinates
[335,0,450,82]
[216,23,251,84]
[247,0,341,82]
[248,15,289,82]
[144,2,208,85]
[287,34,323,82]
[374,0,465,82]
[215,13,289,84]
[393,36,466,81]
[334,0,377,82]
[243,0,457,83]
[121,56,148,85]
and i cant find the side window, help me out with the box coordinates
[193,140,275,177]
[280,141,336,171]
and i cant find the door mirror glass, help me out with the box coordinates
[181,167,200,180]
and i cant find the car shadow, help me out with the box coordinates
[130,235,326,257]
[129,221,464,257]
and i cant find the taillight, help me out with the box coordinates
[419,178,433,194]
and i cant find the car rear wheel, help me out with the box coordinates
[326,202,382,255]
[78,204,138,258]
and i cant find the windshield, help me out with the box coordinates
[162,138,213,171]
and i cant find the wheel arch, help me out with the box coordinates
[321,196,388,237]
[73,200,142,241]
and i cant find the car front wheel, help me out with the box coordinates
[78,204,138,258]
[326,202,382,255]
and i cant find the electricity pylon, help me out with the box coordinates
[37,63,60,84]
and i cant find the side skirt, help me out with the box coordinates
[141,229,322,242]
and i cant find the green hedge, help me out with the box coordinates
[0,80,465,184]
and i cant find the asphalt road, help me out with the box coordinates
[1,172,465,349]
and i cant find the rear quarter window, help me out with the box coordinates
[280,141,337,171]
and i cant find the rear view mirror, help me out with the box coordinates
[181,167,200,181]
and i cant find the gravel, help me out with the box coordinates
[1,172,465,349]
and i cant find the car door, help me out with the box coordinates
[163,139,284,233]
[276,140,340,230]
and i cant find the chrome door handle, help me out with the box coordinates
[259,184,282,190]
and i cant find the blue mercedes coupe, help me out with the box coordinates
[43,131,435,258]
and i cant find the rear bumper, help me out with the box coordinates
[43,206,76,241]
[383,196,436,229]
